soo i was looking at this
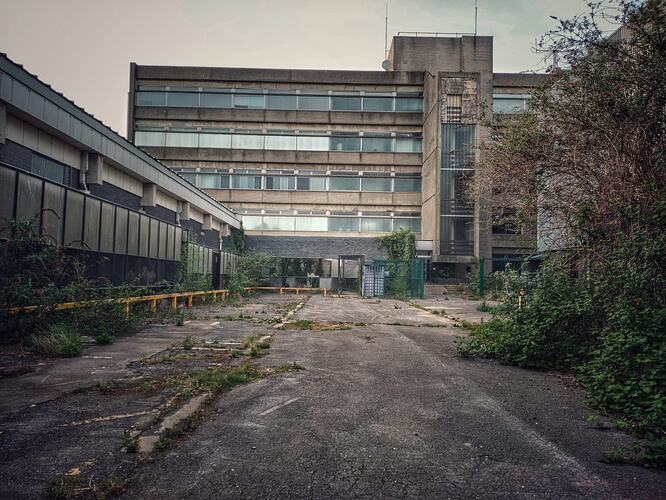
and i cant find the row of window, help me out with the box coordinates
[242,215,421,233]
[175,171,421,192]
[135,129,422,154]
[136,88,423,113]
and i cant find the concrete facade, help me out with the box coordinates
[128,35,547,271]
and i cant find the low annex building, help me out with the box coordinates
[0,53,240,285]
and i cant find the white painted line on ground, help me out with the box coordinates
[210,321,221,326]
[259,397,300,416]
[83,356,113,359]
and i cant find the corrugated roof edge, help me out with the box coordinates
[0,52,239,224]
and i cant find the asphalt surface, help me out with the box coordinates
[122,296,666,499]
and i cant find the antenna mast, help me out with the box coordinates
[474,0,478,36]
[384,1,389,58]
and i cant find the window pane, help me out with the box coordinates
[298,95,329,111]
[134,130,165,147]
[329,217,358,232]
[330,177,359,191]
[394,177,421,192]
[361,177,392,192]
[493,98,526,114]
[297,135,329,151]
[363,97,393,112]
[199,133,231,148]
[179,173,196,184]
[361,218,391,232]
[395,97,423,112]
[296,177,327,191]
[234,93,265,108]
[265,176,295,190]
[331,96,361,111]
[242,215,263,230]
[295,216,327,231]
[199,174,219,188]
[219,175,230,188]
[166,132,199,147]
[136,91,166,106]
[263,216,294,231]
[232,134,264,149]
[395,138,421,153]
[233,175,262,189]
[362,137,393,152]
[200,93,232,108]
[167,92,199,107]
[265,135,297,150]
[266,94,297,109]
[330,136,361,151]
[394,218,421,232]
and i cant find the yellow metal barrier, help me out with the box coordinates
[7,286,328,316]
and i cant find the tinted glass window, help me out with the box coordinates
[298,95,329,111]
[267,94,297,109]
[363,96,393,112]
[331,96,361,111]
[330,136,361,151]
[361,177,392,192]
[362,137,393,152]
[328,217,358,232]
[330,177,360,191]
[200,93,232,108]
[136,91,166,106]
[167,92,199,107]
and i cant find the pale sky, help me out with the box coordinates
[0,0,590,137]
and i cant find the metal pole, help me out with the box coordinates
[479,258,485,297]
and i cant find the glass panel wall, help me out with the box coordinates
[330,176,360,191]
[232,175,262,189]
[296,176,327,191]
[136,89,422,113]
[239,214,421,234]
[361,177,392,192]
[295,216,327,231]
[265,176,295,190]
[362,136,393,152]
[330,135,361,151]
[394,177,421,192]
[329,217,359,232]
[361,218,391,232]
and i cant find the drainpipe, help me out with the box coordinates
[79,152,89,193]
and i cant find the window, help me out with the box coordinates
[394,177,421,192]
[134,130,165,147]
[178,172,196,184]
[266,92,297,110]
[395,95,423,112]
[361,218,391,232]
[331,94,361,111]
[298,94,329,111]
[200,92,232,108]
[361,177,392,192]
[328,217,358,232]
[136,91,166,106]
[330,176,360,191]
[242,215,263,230]
[232,133,264,149]
[296,176,327,191]
[330,134,361,151]
[395,138,421,153]
[198,174,229,189]
[199,132,231,149]
[233,175,262,189]
[394,218,421,232]
[234,92,264,109]
[265,134,297,150]
[167,92,199,107]
[295,216,327,231]
[263,216,295,231]
[265,176,295,190]
[166,131,199,148]
[31,154,66,184]
[362,95,393,112]
[493,96,528,114]
[362,136,393,153]
[297,135,329,151]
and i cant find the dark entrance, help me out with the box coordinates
[212,251,221,289]
[337,254,364,294]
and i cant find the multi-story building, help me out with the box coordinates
[0,53,240,286]
[128,35,548,276]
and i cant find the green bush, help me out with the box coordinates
[457,237,666,465]
[32,323,82,358]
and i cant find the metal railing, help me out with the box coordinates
[397,31,475,37]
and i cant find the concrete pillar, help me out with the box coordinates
[220,222,230,237]
[202,213,212,231]
[141,183,157,207]
[0,103,6,144]
[178,201,191,224]
[86,153,104,185]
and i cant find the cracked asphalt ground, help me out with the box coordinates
[1,293,665,499]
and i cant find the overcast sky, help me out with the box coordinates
[0,0,591,137]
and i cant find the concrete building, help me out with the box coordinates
[0,53,240,285]
[128,35,548,276]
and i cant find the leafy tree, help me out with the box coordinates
[377,229,416,260]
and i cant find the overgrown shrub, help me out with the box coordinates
[32,323,82,358]
[227,252,277,298]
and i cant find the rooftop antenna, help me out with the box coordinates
[381,1,392,70]
[474,0,478,36]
